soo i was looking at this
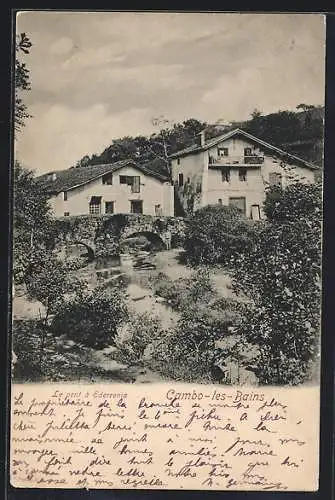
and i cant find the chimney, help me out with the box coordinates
[52,172,57,181]
[199,130,206,147]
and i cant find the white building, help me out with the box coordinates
[38,159,174,217]
[169,128,318,219]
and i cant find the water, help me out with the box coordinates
[123,253,179,329]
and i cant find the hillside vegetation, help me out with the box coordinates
[73,105,324,177]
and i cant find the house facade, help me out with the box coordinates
[170,128,318,219]
[38,159,174,218]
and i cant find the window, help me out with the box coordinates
[105,201,114,214]
[178,173,184,187]
[229,197,246,215]
[89,196,102,214]
[269,172,283,187]
[102,173,113,185]
[239,167,247,181]
[119,175,141,193]
[64,212,70,217]
[130,200,143,214]
[63,191,67,201]
[196,181,202,193]
[177,158,181,165]
[244,147,252,157]
[218,198,222,205]
[120,175,128,184]
[218,147,229,157]
[221,167,230,182]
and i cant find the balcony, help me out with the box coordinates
[209,155,265,166]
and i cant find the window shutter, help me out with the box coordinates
[132,176,140,193]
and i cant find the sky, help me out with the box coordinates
[15,12,326,174]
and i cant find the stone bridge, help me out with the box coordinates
[52,213,186,259]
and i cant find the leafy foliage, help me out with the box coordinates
[25,252,85,321]
[263,182,322,223]
[242,106,324,165]
[231,183,322,384]
[114,313,164,366]
[115,268,242,384]
[72,105,323,179]
[183,205,255,266]
[15,33,32,132]
[74,118,206,177]
[51,286,128,348]
[12,319,101,382]
[13,162,55,283]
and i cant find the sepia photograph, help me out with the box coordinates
[12,11,324,388]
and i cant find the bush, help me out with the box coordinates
[263,182,322,223]
[183,204,255,266]
[25,252,85,322]
[149,298,242,384]
[13,320,51,380]
[153,268,215,310]
[12,319,96,382]
[113,313,164,366]
[51,287,128,348]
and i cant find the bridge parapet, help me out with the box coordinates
[52,214,186,258]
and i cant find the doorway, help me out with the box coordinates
[228,197,246,215]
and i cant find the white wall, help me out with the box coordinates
[206,162,315,218]
[48,165,174,217]
[206,166,266,218]
[205,137,315,218]
[207,136,262,159]
[170,136,315,218]
[171,152,207,212]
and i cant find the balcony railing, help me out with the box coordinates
[209,155,265,166]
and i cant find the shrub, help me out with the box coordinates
[263,182,322,223]
[113,313,164,366]
[153,268,215,310]
[51,287,128,348]
[25,252,85,322]
[149,299,241,384]
[183,204,255,266]
[12,319,95,382]
[12,320,51,380]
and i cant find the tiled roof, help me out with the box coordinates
[169,128,319,170]
[37,159,170,194]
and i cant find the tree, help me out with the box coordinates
[15,32,32,132]
[13,162,54,283]
[250,108,263,119]
[231,183,322,384]
[296,103,316,111]
[183,204,255,266]
[73,118,207,179]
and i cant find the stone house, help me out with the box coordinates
[169,128,318,219]
[37,159,174,218]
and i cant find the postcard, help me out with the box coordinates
[10,11,325,491]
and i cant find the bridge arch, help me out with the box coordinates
[120,231,166,251]
[66,241,95,262]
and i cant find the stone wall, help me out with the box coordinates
[53,214,186,258]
